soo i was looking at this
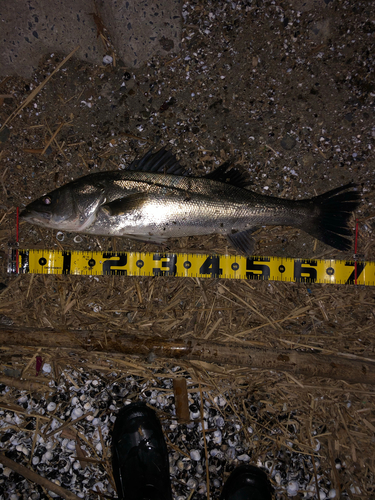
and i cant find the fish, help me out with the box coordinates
[20,147,361,254]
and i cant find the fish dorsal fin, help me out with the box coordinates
[101,193,149,216]
[204,161,251,188]
[127,147,186,175]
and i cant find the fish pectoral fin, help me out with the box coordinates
[227,228,259,256]
[125,234,169,245]
[101,193,149,216]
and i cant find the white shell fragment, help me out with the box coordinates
[190,450,201,461]
[287,480,299,497]
[103,55,113,65]
[42,363,52,373]
[74,235,83,243]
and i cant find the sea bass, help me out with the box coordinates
[20,148,360,254]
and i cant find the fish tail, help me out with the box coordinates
[304,183,361,251]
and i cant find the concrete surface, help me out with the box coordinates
[98,0,182,68]
[0,0,182,79]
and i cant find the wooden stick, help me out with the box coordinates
[1,326,375,385]
[0,376,47,392]
[0,453,81,500]
[173,378,190,423]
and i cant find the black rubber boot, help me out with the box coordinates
[220,464,273,500]
[111,402,172,500]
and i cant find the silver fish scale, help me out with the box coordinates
[80,172,305,242]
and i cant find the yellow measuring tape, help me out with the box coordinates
[7,248,374,285]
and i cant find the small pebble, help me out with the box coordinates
[312,438,321,451]
[2,467,12,477]
[215,416,225,427]
[103,55,113,65]
[169,465,177,476]
[213,430,222,445]
[177,460,184,471]
[287,480,299,496]
[198,482,207,494]
[71,407,83,419]
[280,134,296,150]
[187,478,198,489]
[42,363,52,373]
[42,451,53,462]
[66,440,76,451]
[47,402,56,412]
[196,464,204,474]
[156,394,165,405]
[16,444,29,456]
[190,409,200,419]
[190,449,201,461]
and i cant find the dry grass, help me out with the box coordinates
[1,270,375,497]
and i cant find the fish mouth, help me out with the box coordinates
[19,208,52,224]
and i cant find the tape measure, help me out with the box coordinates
[7,248,374,285]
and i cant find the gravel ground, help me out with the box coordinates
[0,0,374,499]
[0,365,350,500]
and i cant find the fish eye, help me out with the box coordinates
[43,196,52,205]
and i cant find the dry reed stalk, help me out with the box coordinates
[2,326,375,385]
[45,412,94,438]
[0,376,47,392]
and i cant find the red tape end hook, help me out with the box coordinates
[354,218,359,285]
